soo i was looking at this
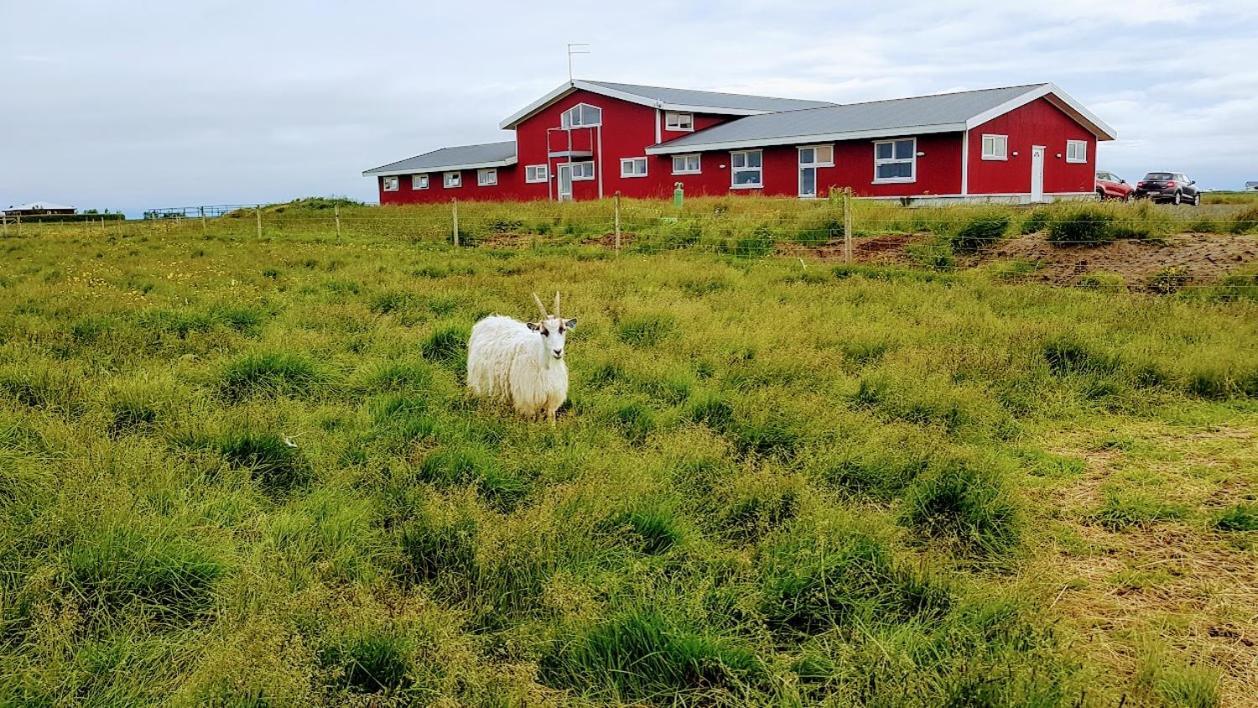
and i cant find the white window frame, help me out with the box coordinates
[730,149,763,189]
[672,154,701,175]
[620,157,648,178]
[477,168,497,186]
[560,103,602,129]
[981,134,1008,161]
[1066,140,1088,164]
[664,111,694,132]
[382,176,399,192]
[525,164,548,184]
[411,174,429,190]
[443,171,461,189]
[873,138,917,184]
[569,161,595,181]
[798,144,834,167]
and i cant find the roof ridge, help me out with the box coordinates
[836,83,1048,108]
[581,79,835,105]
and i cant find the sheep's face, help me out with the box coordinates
[528,317,577,360]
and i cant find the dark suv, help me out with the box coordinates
[1134,172,1200,205]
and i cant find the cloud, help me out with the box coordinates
[1,0,1256,212]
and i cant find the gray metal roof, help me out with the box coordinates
[581,80,836,112]
[5,201,75,213]
[363,140,516,176]
[647,84,1051,153]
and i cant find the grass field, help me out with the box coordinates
[1,209,1256,705]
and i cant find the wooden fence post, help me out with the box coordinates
[200,206,207,236]
[255,205,262,239]
[613,191,621,254]
[452,198,459,247]
[334,203,342,241]
[16,214,21,237]
[843,188,853,265]
[2,215,6,238]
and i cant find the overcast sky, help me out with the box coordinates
[3,1,1256,215]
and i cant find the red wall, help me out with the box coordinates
[376,90,1096,204]
[967,97,1096,195]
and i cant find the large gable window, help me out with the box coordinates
[730,150,763,188]
[873,138,916,183]
[561,103,602,129]
[665,111,693,131]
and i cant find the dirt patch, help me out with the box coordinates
[583,231,637,248]
[787,232,1256,287]
[985,233,1257,287]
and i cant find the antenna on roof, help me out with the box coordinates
[567,43,590,83]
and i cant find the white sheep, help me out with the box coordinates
[467,292,576,424]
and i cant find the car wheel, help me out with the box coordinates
[1095,189,1105,201]
[1173,191,1182,205]
[1192,193,1201,206]
[1123,192,1132,203]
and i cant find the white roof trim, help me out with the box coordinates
[965,83,1116,140]
[645,123,966,155]
[362,156,517,177]
[499,80,781,129]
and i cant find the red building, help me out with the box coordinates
[364,80,1115,205]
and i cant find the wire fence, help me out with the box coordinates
[3,197,1256,294]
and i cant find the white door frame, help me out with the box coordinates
[557,162,574,201]
[797,146,818,198]
[1030,145,1046,203]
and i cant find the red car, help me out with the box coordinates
[1095,171,1134,201]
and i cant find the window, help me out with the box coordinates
[412,174,429,190]
[981,134,1008,161]
[477,168,497,186]
[1066,140,1087,163]
[561,103,602,129]
[672,154,701,175]
[730,150,763,188]
[443,171,461,188]
[798,145,834,167]
[620,157,648,178]
[798,145,832,198]
[873,138,916,182]
[665,111,694,131]
[569,161,595,181]
[382,176,399,191]
[525,164,548,183]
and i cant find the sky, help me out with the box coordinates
[2,0,1257,216]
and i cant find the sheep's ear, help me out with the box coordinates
[564,319,577,330]
[526,321,540,331]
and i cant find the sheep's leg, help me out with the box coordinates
[547,408,556,426]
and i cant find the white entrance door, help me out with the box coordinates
[1030,146,1045,202]
[557,163,574,201]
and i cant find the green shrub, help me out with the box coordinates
[216,430,311,492]
[538,610,763,699]
[1090,492,1185,530]
[420,324,468,366]
[67,524,224,616]
[901,458,1022,554]
[616,313,676,346]
[598,505,683,554]
[1046,207,1114,246]
[1214,503,1258,532]
[218,352,323,401]
[1042,337,1119,377]
[319,628,413,694]
[905,243,955,270]
[1019,208,1051,235]
[732,225,776,258]
[951,213,1010,253]
[1230,206,1258,234]
[760,522,951,633]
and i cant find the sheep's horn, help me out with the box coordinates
[531,292,549,319]
[553,291,561,319]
